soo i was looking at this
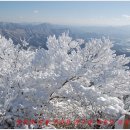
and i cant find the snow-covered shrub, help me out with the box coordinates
[0,33,130,128]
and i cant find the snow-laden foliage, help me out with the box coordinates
[0,33,130,128]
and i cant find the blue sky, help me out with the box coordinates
[0,1,130,26]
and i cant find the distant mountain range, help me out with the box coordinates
[0,22,70,49]
[0,22,130,57]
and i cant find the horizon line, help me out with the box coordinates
[0,21,130,27]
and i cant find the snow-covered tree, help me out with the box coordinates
[0,33,130,128]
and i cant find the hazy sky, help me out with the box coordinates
[0,1,130,26]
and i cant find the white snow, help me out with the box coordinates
[0,33,130,128]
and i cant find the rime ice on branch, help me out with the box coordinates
[0,33,130,128]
